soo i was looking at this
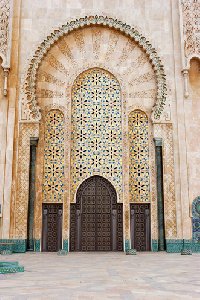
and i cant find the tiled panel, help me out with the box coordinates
[43,110,65,202]
[71,68,122,201]
[129,110,150,202]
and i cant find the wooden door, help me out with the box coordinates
[130,203,151,251]
[42,203,63,252]
[70,176,123,251]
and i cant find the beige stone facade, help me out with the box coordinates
[0,0,199,253]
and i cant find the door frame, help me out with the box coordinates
[70,176,123,251]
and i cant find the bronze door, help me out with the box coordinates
[70,176,123,251]
[130,203,151,251]
[42,203,63,252]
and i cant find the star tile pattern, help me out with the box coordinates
[71,68,122,201]
[129,110,150,202]
[43,110,65,202]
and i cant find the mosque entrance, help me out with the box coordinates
[42,203,63,252]
[70,176,123,251]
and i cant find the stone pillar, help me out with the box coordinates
[27,138,38,251]
[2,0,22,239]
[0,66,8,237]
[172,0,191,240]
[154,138,166,251]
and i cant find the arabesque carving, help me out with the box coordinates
[181,0,200,60]
[22,16,167,122]
[0,0,11,66]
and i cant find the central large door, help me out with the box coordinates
[70,176,123,251]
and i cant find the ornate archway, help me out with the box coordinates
[70,176,123,251]
[21,15,167,122]
[71,67,122,202]
[12,16,177,253]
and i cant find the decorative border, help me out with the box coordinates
[1,239,200,253]
[34,104,70,241]
[166,239,200,253]
[0,0,13,68]
[180,0,200,64]
[23,15,167,122]
[0,239,27,252]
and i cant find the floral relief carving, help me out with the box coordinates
[46,54,69,76]
[37,89,64,98]
[0,0,11,65]
[181,0,200,59]
[37,71,65,86]
[92,28,102,60]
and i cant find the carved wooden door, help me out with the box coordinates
[42,203,62,252]
[70,176,123,251]
[130,203,151,251]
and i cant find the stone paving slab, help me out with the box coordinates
[0,252,200,299]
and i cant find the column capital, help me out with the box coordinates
[30,138,39,146]
[153,138,163,147]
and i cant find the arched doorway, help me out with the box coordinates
[70,176,123,251]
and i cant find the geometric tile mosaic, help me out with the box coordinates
[43,110,65,202]
[71,68,122,201]
[129,110,150,202]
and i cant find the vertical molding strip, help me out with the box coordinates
[154,138,166,251]
[27,138,38,250]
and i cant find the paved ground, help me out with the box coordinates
[0,252,200,300]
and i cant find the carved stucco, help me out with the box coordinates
[13,123,39,239]
[181,0,200,63]
[0,0,12,67]
[21,15,167,122]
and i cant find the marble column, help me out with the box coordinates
[154,138,166,251]
[27,138,38,250]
